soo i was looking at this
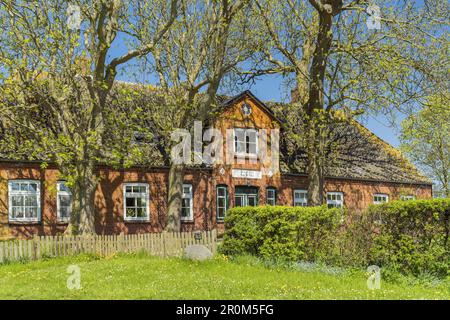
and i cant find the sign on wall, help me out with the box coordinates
[231,169,262,179]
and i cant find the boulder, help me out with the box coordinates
[184,244,213,261]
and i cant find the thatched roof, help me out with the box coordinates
[263,99,431,185]
[0,85,431,185]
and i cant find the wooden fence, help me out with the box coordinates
[0,230,217,263]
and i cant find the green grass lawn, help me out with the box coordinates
[0,254,448,300]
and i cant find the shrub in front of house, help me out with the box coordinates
[221,205,343,263]
[221,199,450,278]
[366,198,450,277]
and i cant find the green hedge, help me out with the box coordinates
[221,199,450,277]
[366,199,450,277]
[221,206,343,262]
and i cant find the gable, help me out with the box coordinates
[214,91,281,130]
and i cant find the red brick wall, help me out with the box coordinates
[279,174,431,210]
[0,162,215,239]
[0,161,432,239]
[0,162,64,238]
[324,177,432,212]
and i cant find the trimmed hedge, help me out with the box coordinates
[366,199,450,277]
[221,199,450,277]
[221,206,343,262]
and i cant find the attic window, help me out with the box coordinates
[234,128,258,156]
[241,103,252,116]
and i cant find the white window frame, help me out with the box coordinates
[233,128,258,157]
[266,187,277,206]
[57,181,72,223]
[181,184,194,222]
[216,185,228,221]
[400,195,415,201]
[293,189,308,207]
[373,193,389,205]
[123,183,150,222]
[8,180,41,223]
[326,192,344,208]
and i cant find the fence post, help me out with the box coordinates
[212,229,217,254]
[118,233,123,253]
[32,236,39,260]
[162,232,167,258]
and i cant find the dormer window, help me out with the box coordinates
[234,128,258,156]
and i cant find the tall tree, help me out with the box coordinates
[131,0,252,231]
[400,94,450,198]
[244,0,449,205]
[0,0,179,234]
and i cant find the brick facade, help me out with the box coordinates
[0,92,432,239]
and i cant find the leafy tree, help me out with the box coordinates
[243,0,449,205]
[0,0,179,234]
[400,94,450,198]
[132,0,253,231]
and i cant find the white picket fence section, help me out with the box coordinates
[0,230,217,263]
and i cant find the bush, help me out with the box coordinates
[366,198,450,277]
[221,199,450,278]
[221,205,343,263]
[329,214,373,267]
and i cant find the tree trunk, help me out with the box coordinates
[307,119,325,206]
[64,161,97,235]
[166,163,184,231]
[444,176,450,198]
[442,157,449,198]
[305,8,335,206]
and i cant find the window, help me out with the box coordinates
[57,181,72,222]
[8,180,41,223]
[235,186,258,207]
[181,184,193,221]
[401,195,415,201]
[373,194,388,205]
[242,103,252,116]
[293,189,307,207]
[216,185,228,221]
[123,183,149,221]
[234,128,258,156]
[266,187,276,206]
[326,192,344,208]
